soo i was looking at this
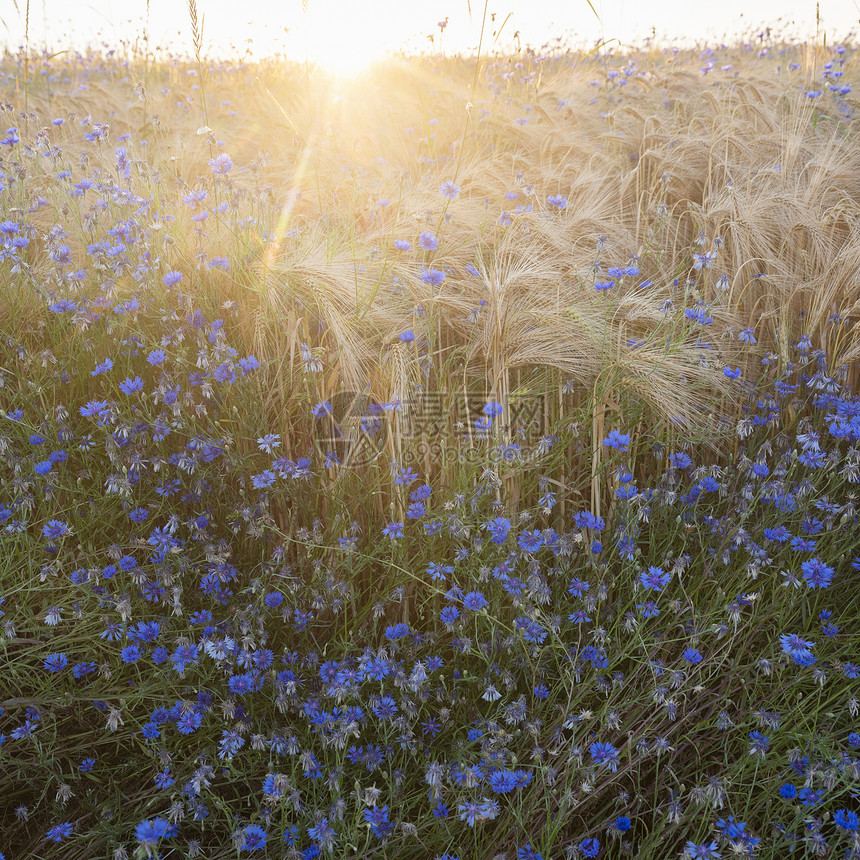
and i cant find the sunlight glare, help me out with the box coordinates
[301,4,398,77]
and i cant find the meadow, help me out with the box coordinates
[1,27,859,860]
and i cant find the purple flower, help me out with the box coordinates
[801,557,834,589]
[382,521,404,539]
[440,180,460,199]
[42,519,69,539]
[603,429,631,450]
[418,231,438,251]
[45,821,74,842]
[779,633,815,662]
[135,818,170,843]
[590,741,620,771]
[463,591,488,611]
[209,153,233,174]
[44,652,69,672]
[119,375,144,394]
[162,270,183,287]
[639,566,670,592]
[420,268,446,286]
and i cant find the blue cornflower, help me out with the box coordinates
[363,805,391,838]
[440,181,460,199]
[547,193,567,209]
[683,647,703,664]
[240,824,268,851]
[394,238,411,250]
[590,741,620,771]
[257,433,281,452]
[395,466,418,485]
[45,821,74,842]
[579,838,601,858]
[176,710,204,734]
[34,460,52,475]
[779,783,797,799]
[669,451,693,469]
[92,358,113,375]
[568,577,590,597]
[486,516,512,543]
[639,565,670,592]
[209,153,233,174]
[801,557,834,588]
[42,519,69,539]
[384,623,410,640]
[420,268,445,285]
[779,633,815,662]
[119,375,144,394]
[440,606,460,624]
[517,529,543,552]
[136,818,170,843]
[147,348,166,365]
[517,845,544,860]
[162,271,183,287]
[382,521,404,539]
[129,507,149,523]
[834,809,859,831]
[120,644,142,663]
[44,652,68,672]
[252,471,276,489]
[311,400,333,417]
[238,355,260,374]
[463,591,488,611]
[684,842,721,859]
[723,366,741,379]
[418,231,438,251]
[398,329,416,342]
[411,483,432,501]
[426,562,452,581]
[748,731,770,757]
[603,429,631,450]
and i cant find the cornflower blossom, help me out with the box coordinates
[462,591,488,611]
[256,433,280,453]
[779,633,815,663]
[440,180,460,198]
[136,818,170,845]
[420,268,445,285]
[45,821,74,842]
[209,153,233,174]
[382,521,404,539]
[603,430,631,450]
[418,231,438,251]
[590,741,621,771]
[684,842,722,859]
[801,557,834,588]
[239,824,267,850]
[748,731,770,757]
[639,566,671,592]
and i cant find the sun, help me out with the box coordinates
[298,3,400,78]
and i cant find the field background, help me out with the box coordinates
[1,26,859,860]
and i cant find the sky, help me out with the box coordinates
[2,0,859,73]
